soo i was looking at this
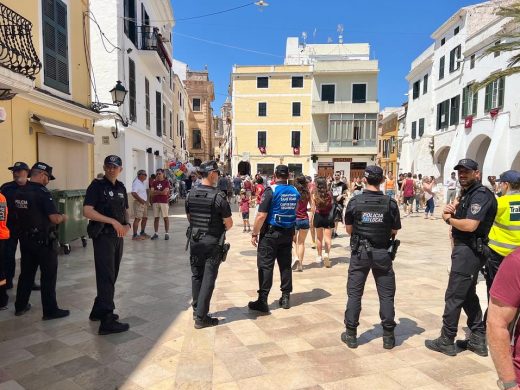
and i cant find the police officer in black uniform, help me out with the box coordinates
[341,165,401,349]
[14,162,69,320]
[249,165,300,312]
[83,155,131,335]
[186,160,233,329]
[425,158,497,357]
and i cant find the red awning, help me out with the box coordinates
[158,40,172,68]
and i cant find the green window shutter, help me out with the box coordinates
[42,0,69,94]
[472,91,478,115]
[484,84,492,112]
[462,87,468,117]
[498,77,505,108]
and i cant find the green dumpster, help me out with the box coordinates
[51,190,88,255]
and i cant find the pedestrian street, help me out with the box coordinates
[0,201,498,389]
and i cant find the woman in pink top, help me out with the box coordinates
[293,176,312,272]
[312,177,334,268]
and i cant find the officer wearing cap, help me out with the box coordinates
[426,158,497,357]
[341,165,401,349]
[185,160,233,329]
[83,155,131,335]
[249,165,300,312]
[13,162,69,320]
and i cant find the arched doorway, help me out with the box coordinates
[238,161,251,176]
[435,146,450,183]
[512,151,520,171]
[466,135,491,170]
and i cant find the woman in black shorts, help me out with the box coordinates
[312,177,334,268]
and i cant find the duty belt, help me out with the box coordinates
[267,225,294,233]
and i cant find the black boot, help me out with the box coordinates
[279,293,290,309]
[248,298,269,313]
[456,332,488,357]
[98,314,129,335]
[341,327,358,349]
[383,329,395,350]
[425,332,456,356]
[42,308,70,321]
[194,315,219,329]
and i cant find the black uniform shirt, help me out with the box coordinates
[452,182,497,241]
[84,177,129,224]
[258,186,274,213]
[185,185,232,219]
[14,182,58,232]
[344,190,401,230]
[0,181,28,230]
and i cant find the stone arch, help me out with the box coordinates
[237,161,251,176]
[512,151,520,171]
[466,135,492,170]
[435,146,450,183]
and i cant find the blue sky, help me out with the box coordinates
[170,0,479,112]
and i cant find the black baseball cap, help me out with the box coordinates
[364,165,384,179]
[497,170,520,184]
[454,159,478,171]
[198,160,219,173]
[275,165,289,177]
[30,162,56,180]
[104,155,123,167]
[8,162,30,172]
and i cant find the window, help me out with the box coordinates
[494,41,501,58]
[258,102,267,117]
[441,38,446,46]
[411,121,417,139]
[436,99,450,130]
[450,95,460,126]
[257,163,274,175]
[124,0,137,45]
[169,111,173,139]
[439,56,445,80]
[145,78,150,129]
[328,113,377,147]
[485,77,505,112]
[257,76,268,88]
[449,45,462,72]
[454,26,460,35]
[418,118,425,137]
[462,85,478,117]
[423,74,428,94]
[192,98,201,112]
[321,84,335,103]
[292,76,303,88]
[292,102,301,117]
[156,92,162,137]
[352,84,367,103]
[192,129,201,149]
[257,131,267,148]
[470,54,475,69]
[42,0,69,93]
[291,131,301,148]
[288,164,303,176]
[412,80,420,99]
[129,59,136,121]
[162,104,166,136]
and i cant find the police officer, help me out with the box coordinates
[14,162,69,319]
[186,160,233,329]
[341,165,401,349]
[83,155,131,335]
[425,158,497,357]
[249,165,300,312]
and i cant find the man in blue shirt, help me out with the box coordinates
[249,165,300,311]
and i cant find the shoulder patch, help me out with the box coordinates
[470,203,482,215]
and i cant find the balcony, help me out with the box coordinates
[312,140,377,155]
[312,100,379,115]
[135,26,171,75]
[0,3,41,98]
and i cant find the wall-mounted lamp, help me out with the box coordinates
[154,150,160,156]
[146,147,152,154]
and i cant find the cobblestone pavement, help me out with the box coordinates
[0,201,497,389]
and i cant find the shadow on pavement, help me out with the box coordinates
[357,317,425,347]
[289,288,331,307]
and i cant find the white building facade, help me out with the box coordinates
[90,0,175,188]
[402,0,520,182]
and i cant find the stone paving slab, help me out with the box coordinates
[0,203,494,389]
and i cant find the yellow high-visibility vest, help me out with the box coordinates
[488,193,520,256]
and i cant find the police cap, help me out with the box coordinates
[454,158,478,171]
[30,162,56,180]
[104,155,123,167]
[8,162,30,172]
[198,160,219,174]
[497,170,520,184]
[275,165,289,177]
[364,165,384,179]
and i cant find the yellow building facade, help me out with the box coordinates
[0,0,97,189]
[377,112,399,175]
[231,65,312,177]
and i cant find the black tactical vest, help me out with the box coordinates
[14,184,51,233]
[95,179,127,224]
[187,186,225,237]
[352,193,393,248]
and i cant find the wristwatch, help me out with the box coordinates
[445,217,451,225]
[497,380,518,389]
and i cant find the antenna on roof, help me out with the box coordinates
[337,24,344,44]
[301,31,307,47]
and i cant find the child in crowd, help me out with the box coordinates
[239,189,251,232]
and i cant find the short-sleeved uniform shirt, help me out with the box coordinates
[489,248,520,383]
[258,185,274,213]
[0,181,28,231]
[84,177,129,225]
[14,182,58,232]
[452,182,497,241]
[185,185,232,220]
[344,190,401,231]
[151,179,170,204]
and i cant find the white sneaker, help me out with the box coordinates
[316,256,323,263]
[323,254,331,268]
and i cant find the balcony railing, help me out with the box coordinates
[135,25,171,70]
[0,3,41,79]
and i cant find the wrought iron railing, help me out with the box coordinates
[135,25,170,70]
[0,3,42,79]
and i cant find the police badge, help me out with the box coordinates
[470,203,481,215]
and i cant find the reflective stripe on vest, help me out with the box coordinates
[0,194,9,240]
[488,194,520,256]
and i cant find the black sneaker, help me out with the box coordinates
[89,312,120,322]
[42,308,70,321]
[456,332,488,357]
[98,315,130,335]
[194,316,219,329]
[278,294,290,309]
[341,329,358,349]
[425,334,456,356]
[15,303,31,316]
[248,299,269,313]
[383,329,395,349]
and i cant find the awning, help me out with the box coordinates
[31,114,94,144]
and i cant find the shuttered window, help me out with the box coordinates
[156,92,162,137]
[145,78,150,129]
[129,59,136,121]
[42,0,69,93]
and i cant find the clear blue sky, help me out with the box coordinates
[170,0,479,112]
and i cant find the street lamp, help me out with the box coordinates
[92,81,130,134]
[109,81,128,107]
